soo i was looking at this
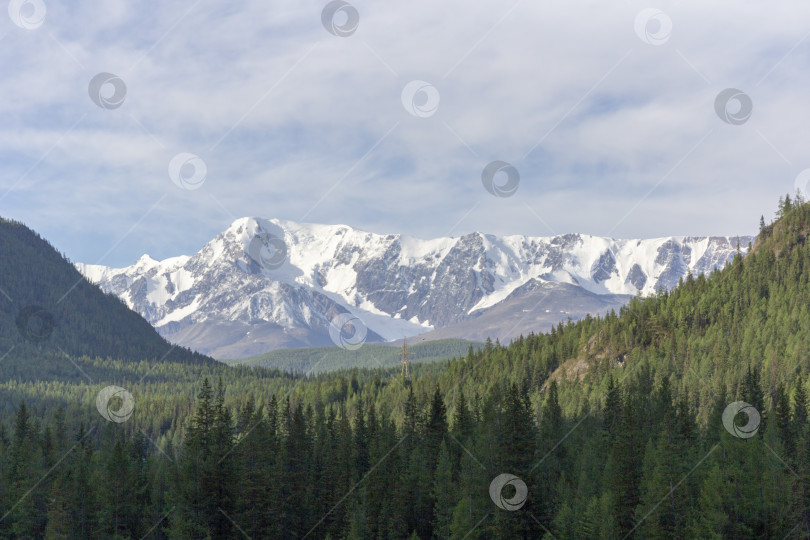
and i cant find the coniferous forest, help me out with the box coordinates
[3,197,810,538]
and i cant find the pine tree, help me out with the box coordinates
[687,463,727,539]
[232,397,277,538]
[426,385,448,469]
[791,380,810,533]
[431,441,456,540]
[793,380,808,461]
[281,397,314,537]
[44,473,74,540]
[188,378,214,449]
[210,377,235,536]
[97,437,135,537]
[448,490,476,539]
[742,366,767,435]
[450,390,475,477]
[71,423,96,539]
[633,395,697,539]
[451,390,474,444]
[775,383,793,454]
[353,401,369,476]
[611,393,642,537]
[8,401,42,538]
[603,374,621,440]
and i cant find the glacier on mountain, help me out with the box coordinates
[77,217,752,358]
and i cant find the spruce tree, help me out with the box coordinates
[611,393,642,536]
[431,441,456,539]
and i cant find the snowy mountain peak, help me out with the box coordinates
[136,254,158,266]
[76,218,753,358]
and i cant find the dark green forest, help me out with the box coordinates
[2,197,810,538]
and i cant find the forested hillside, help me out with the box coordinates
[2,198,810,538]
[0,217,212,372]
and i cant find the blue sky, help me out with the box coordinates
[1,0,809,267]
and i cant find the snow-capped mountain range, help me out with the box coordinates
[76,217,753,359]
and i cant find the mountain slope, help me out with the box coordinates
[77,217,753,358]
[410,281,633,342]
[538,197,810,421]
[229,338,481,374]
[0,217,213,375]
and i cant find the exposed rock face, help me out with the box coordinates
[625,264,647,291]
